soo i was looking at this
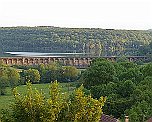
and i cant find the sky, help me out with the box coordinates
[0,0,151,30]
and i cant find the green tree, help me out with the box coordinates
[38,63,63,83]
[141,63,152,77]
[62,85,106,122]
[118,61,137,70]
[42,80,68,122]
[37,64,48,83]
[83,59,116,88]
[7,68,20,90]
[46,63,62,82]
[126,101,152,122]
[11,81,45,122]
[117,80,135,98]
[90,80,135,118]
[62,66,79,82]
[24,69,40,83]
[0,76,8,95]
[125,77,152,121]
[119,68,143,84]
[0,67,9,95]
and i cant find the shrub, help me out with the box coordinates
[1,81,105,122]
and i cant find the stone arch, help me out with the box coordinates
[29,58,34,65]
[74,58,79,66]
[3,59,7,65]
[8,59,13,65]
[49,58,54,64]
[24,58,29,65]
[44,58,49,64]
[18,59,23,65]
[13,59,17,65]
[65,58,70,65]
[82,58,88,66]
[58,58,64,65]
[40,58,44,63]
[35,58,39,65]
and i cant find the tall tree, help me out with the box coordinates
[83,59,116,88]
[7,68,20,90]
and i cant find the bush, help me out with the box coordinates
[1,81,106,122]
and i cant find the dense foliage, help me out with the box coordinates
[83,59,116,89]
[0,81,105,122]
[81,58,152,121]
[0,62,20,95]
[0,62,79,96]
[18,63,79,84]
[0,27,152,56]
[1,56,152,121]
[138,41,152,55]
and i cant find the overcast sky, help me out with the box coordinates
[0,0,151,30]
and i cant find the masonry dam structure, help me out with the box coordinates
[0,56,148,68]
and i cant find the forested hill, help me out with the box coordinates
[0,26,152,56]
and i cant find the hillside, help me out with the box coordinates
[0,26,152,56]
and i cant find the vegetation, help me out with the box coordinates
[62,66,79,82]
[0,27,152,56]
[1,61,79,94]
[81,58,152,121]
[1,57,152,121]
[23,69,40,83]
[17,63,79,84]
[0,63,20,95]
[0,82,77,111]
[138,41,152,55]
[1,26,152,122]
[83,58,116,89]
[0,81,105,122]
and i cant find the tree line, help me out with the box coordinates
[0,62,79,96]
[0,27,152,56]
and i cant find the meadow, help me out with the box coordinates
[0,82,77,111]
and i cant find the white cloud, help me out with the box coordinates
[0,0,151,29]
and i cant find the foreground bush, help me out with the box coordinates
[1,81,105,122]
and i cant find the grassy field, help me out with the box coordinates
[0,82,77,111]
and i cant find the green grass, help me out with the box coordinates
[0,82,77,111]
